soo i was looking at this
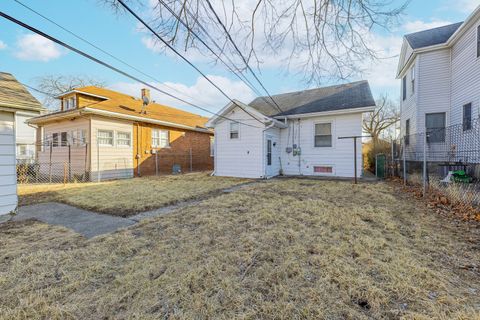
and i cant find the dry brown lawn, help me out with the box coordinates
[17,172,249,216]
[2,179,480,319]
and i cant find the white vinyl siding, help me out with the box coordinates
[399,57,418,138]
[0,111,17,215]
[280,113,363,178]
[214,107,264,178]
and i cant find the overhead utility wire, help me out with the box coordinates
[13,0,220,111]
[0,11,262,129]
[156,0,281,115]
[204,0,284,114]
[116,0,265,126]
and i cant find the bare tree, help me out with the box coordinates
[363,94,399,143]
[100,0,408,84]
[35,75,107,109]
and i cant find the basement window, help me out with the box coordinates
[314,166,333,174]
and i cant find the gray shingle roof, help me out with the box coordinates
[0,72,44,112]
[248,80,375,117]
[405,22,463,49]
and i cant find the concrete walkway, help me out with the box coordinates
[2,180,262,238]
[11,203,136,238]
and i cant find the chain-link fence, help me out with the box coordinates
[388,119,480,208]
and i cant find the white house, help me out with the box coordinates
[0,73,45,215]
[397,5,480,162]
[206,81,375,179]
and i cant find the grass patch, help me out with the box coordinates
[2,179,480,318]
[18,172,250,216]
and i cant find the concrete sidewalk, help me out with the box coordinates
[11,203,136,238]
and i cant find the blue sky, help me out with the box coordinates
[0,0,477,116]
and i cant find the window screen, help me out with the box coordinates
[425,113,446,143]
[314,123,332,147]
[266,139,272,165]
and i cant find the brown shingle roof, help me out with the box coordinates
[74,86,210,129]
[0,72,44,112]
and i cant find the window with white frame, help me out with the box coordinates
[116,131,131,146]
[52,132,59,147]
[477,25,480,58]
[152,129,169,148]
[64,98,70,110]
[314,123,332,147]
[98,130,114,146]
[71,129,86,146]
[230,122,239,139]
[425,112,446,143]
[210,136,214,156]
[410,66,415,94]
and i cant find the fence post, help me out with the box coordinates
[97,134,100,182]
[403,136,407,185]
[68,144,71,182]
[189,148,193,172]
[155,151,158,176]
[423,133,428,197]
[84,143,88,182]
[49,141,52,183]
[63,163,67,185]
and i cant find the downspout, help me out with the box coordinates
[211,130,216,176]
[262,121,275,179]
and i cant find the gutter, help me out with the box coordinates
[277,106,375,119]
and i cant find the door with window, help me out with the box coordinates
[265,135,277,177]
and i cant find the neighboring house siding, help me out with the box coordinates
[400,59,418,138]
[0,111,17,215]
[279,113,363,177]
[37,118,90,181]
[15,111,40,163]
[451,20,480,126]
[214,107,264,178]
[417,49,452,130]
[90,116,134,181]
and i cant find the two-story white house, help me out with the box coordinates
[397,5,480,162]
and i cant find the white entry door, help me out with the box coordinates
[265,135,277,177]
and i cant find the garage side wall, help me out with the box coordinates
[214,107,265,178]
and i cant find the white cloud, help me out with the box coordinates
[450,0,479,14]
[0,40,6,50]
[109,75,256,115]
[14,34,63,62]
[403,19,454,33]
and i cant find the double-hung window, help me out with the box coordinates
[402,76,407,101]
[117,131,131,146]
[52,133,59,147]
[230,122,239,139]
[425,113,446,143]
[152,129,169,148]
[98,130,114,146]
[210,136,215,156]
[405,119,410,145]
[314,123,332,147]
[463,103,472,131]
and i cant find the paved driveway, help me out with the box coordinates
[11,203,136,238]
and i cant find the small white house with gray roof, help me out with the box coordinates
[206,81,375,179]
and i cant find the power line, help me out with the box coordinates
[116,0,265,126]
[156,0,282,116]
[13,0,221,111]
[204,0,284,114]
[0,10,262,129]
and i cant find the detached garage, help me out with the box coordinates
[0,110,16,215]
